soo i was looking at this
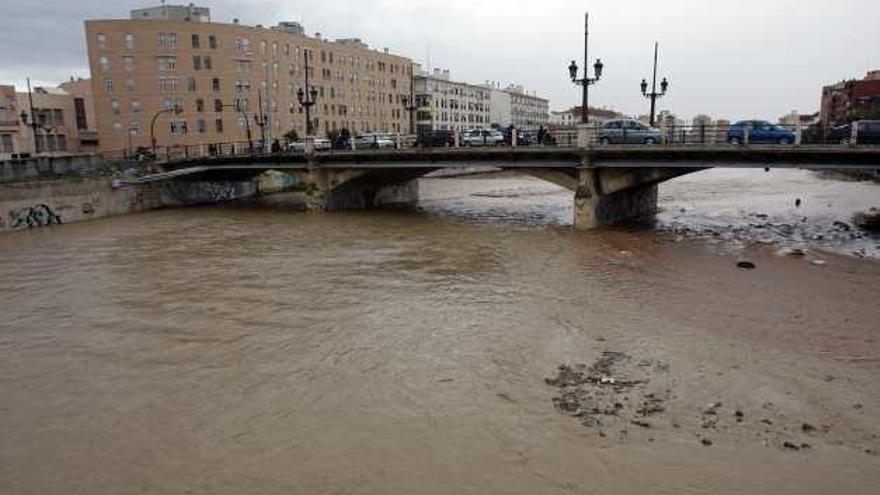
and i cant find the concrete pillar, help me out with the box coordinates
[453,130,460,148]
[577,123,596,148]
[512,129,518,148]
[851,121,860,146]
[573,167,659,230]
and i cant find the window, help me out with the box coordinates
[123,56,134,72]
[191,34,200,49]
[163,98,183,111]
[197,118,206,133]
[209,35,218,49]
[193,55,202,70]
[128,122,140,136]
[212,78,220,92]
[204,55,212,70]
[272,42,278,58]
[235,98,248,112]
[260,40,267,57]
[214,99,223,112]
[196,99,204,112]
[215,118,223,133]
[235,80,251,93]
[158,78,179,93]
[126,79,135,92]
[111,100,120,115]
[158,32,179,48]
[74,98,88,130]
[235,60,251,74]
[170,119,188,134]
[187,78,197,92]
[96,33,106,48]
[131,100,141,113]
[124,33,134,49]
[157,56,177,71]
[0,134,14,153]
[99,56,110,71]
[234,38,250,52]
[104,77,114,93]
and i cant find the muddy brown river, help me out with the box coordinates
[1,169,879,494]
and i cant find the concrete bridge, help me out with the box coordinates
[138,146,880,229]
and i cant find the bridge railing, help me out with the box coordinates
[575,122,879,147]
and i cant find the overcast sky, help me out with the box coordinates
[2,0,878,121]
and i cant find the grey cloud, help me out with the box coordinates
[1,0,878,120]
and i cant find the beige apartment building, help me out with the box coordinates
[0,83,92,159]
[85,5,413,153]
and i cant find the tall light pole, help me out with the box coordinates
[640,42,669,127]
[401,73,417,135]
[254,88,268,151]
[24,77,40,153]
[221,103,253,153]
[297,49,319,136]
[568,13,604,124]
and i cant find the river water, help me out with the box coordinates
[1,169,879,494]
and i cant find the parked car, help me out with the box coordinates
[598,119,665,145]
[463,129,505,146]
[502,128,533,146]
[288,138,332,153]
[418,129,456,147]
[828,121,880,145]
[727,120,796,145]
[354,133,396,149]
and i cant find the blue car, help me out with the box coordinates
[727,120,795,145]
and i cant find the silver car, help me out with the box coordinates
[598,119,665,145]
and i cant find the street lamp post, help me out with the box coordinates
[254,89,268,152]
[568,13,604,124]
[150,105,183,154]
[221,103,253,154]
[401,75,417,135]
[297,50,319,137]
[640,42,669,127]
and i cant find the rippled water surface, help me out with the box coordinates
[1,170,879,494]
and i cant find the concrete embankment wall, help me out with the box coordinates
[0,177,260,233]
[0,168,420,234]
[0,178,164,232]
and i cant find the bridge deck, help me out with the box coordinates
[125,145,880,184]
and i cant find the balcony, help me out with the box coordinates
[0,119,20,129]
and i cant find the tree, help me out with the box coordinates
[283,129,299,142]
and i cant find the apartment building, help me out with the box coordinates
[0,84,87,159]
[483,82,549,130]
[413,67,491,134]
[85,4,413,153]
[59,77,100,152]
[820,70,880,128]
[549,106,621,126]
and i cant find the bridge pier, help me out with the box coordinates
[573,168,659,230]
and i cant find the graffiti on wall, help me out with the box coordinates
[9,204,63,229]
[162,181,256,206]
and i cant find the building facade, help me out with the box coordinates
[484,82,549,129]
[0,84,88,159]
[413,67,491,134]
[549,106,621,126]
[59,78,100,152]
[85,4,413,153]
[820,70,880,128]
